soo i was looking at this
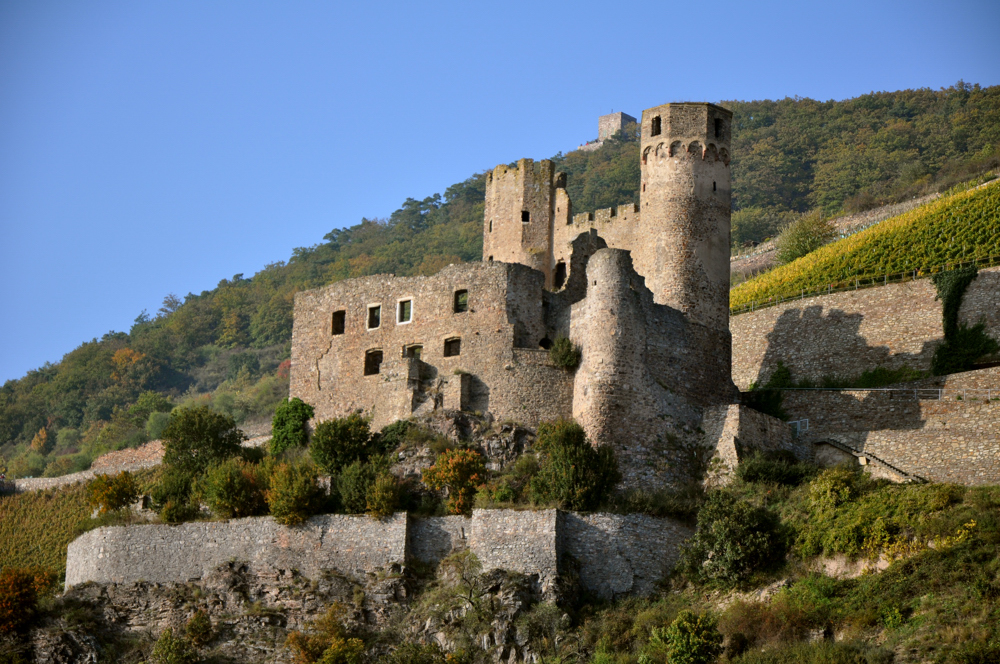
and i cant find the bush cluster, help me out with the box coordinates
[270,397,315,455]
[86,470,140,514]
[529,420,620,511]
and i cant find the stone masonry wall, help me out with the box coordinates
[730,267,1000,390]
[65,513,409,590]
[701,404,800,487]
[67,510,694,599]
[290,262,573,430]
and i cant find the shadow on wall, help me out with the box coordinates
[755,306,939,388]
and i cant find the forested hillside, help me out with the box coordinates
[2,82,998,478]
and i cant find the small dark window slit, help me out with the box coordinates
[521,210,530,223]
[715,118,723,138]
[713,181,717,191]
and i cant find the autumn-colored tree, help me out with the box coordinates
[285,604,364,664]
[87,471,140,514]
[29,427,50,454]
[111,348,146,382]
[0,567,55,634]
[422,448,486,515]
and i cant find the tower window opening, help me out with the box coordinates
[405,345,422,359]
[331,310,346,335]
[364,350,383,375]
[367,305,381,330]
[488,255,493,261]
[489,219,493,232]
[397,299,412,324]
[454,289,469,313]
[651,116,661,136]
[553,262,567,289]
[443,337,461,357]
[713,181,717,191]
[714,118,723,138]
[642,182,646,192]
[521,210,530,223]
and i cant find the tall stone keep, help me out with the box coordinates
[638,103,732,333]
[483,158,565,288]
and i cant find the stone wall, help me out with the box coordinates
[67,509,693,599]
[730,267,1000,390]
[560,512,692,598]
[65,513,409,590]
[701,404,800,486]
[783,369,1000,485]
[290,262,574,431]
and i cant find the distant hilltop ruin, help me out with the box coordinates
[577,110,637,152]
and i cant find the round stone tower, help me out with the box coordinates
[637,103,732,333]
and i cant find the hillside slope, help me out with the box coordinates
[730,180,1000,310]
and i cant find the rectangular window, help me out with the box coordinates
[367,305,381,330]
[651,116,661,136]
[364,349,383,375]
[521,210,530,223]
[331,310,345,335]
[443,337,461,357]
[397,299,412,324]
[453,289,469,313]
[714,118,723,138]
[405,344,423,359]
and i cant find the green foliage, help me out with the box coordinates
[732,207,801,247]
[161,405,246,476]
[736,451,816,487]
[266,460,324,526]
[86,471,140,514]
[285,604,363,664]
[929,266,1000,375]
[270,397,315,455]
[149,627,198,664]
[529,420,621,511]
[337,459,379,515]
[377,420,412,451]
[185,609,213,647]
[731,182,1000,308]
[680,491,785,588]
[729,641,894,664]
[310,414,376,474]
[199,457,269,519]
[365,471,400,519]
[549,336,581,370]
[775,211,837,264]
[648,610,723,664]
[151,466,199,523]
[422,448,486,515]
[146,411,172,440]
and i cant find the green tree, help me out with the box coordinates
[775,211,837,264]
[309,414,374,474]
[266,460,325,526]
[680,491,784,588]
[271,397,315,455]
[161,405,245,476]
[199,457,269,519]
[649,610,723,664]
[529,420,620,511]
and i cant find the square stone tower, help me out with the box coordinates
[597,111,638,141]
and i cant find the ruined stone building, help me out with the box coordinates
[577,110,638,152]
[291,102,749,488]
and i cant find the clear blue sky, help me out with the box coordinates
[1,0,998,383]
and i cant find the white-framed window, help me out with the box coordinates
[397,298,413,324]
[367,304,381,330]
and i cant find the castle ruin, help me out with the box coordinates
[291,102,745,488]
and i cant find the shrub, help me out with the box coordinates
[422,448,487,515]
[199,458,269,519]
[366,472,400,519]
[151,465,199,522]
[267,461,325,526]
[529,420,620,511]
[775,211,837,264]
[808,466,860,512]
[310,414,375,474]
[338,460,378,514]
[680,491,784,588]
[87,471,140,514]
[549,336,581,370]
[648,610,723,664]
[377,420,412,451]
[736,450,816,487]
[271,397,315,455]
[0,569,41,634]
[162,405,245,476]
[185,609,213,646]
[286,604,363,664]
[146,411,172,440]
[149,627,198,664]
